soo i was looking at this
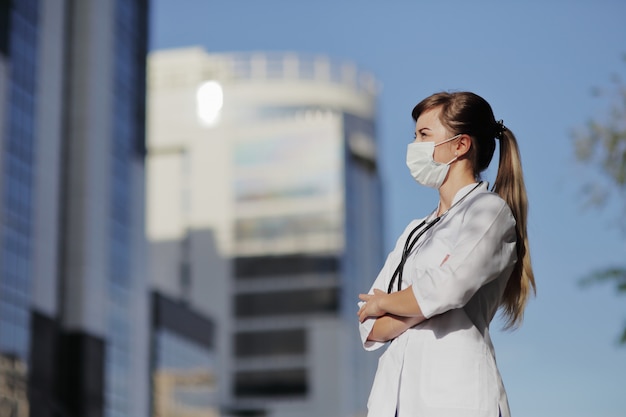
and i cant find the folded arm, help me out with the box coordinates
[365,313,425,342]
[358,287,426,342]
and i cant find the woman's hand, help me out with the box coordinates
[357,289,388,323]
[358,286,425,323]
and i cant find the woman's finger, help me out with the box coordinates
[359,309,368,323]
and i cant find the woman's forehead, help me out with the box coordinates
[416,107,443,129]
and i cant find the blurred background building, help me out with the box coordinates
[1,1,383,415]
[147,47,383,417]
[0,0,150,416]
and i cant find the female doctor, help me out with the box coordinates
[357,91,535,417]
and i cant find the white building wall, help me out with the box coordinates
[147,50,235,254]
[188,128,234,253]
[146,151,185,242]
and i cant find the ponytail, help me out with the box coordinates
[493,128,536,328]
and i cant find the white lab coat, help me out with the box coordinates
[360,182,518,417]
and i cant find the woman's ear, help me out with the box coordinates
[455,134,472,157]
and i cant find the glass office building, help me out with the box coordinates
[147,48,383,417]
[0,2,38,416]
[0,1,150,416]
[106,1,149,416]
[0,0,38,364]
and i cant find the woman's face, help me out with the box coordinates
[414,107,457,164]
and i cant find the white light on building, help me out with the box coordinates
[196,80,223,126]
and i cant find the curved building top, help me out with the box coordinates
[148,47,379,121]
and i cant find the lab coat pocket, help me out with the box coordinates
[420,344,482,410]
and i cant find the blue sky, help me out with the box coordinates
[150,1,626,416]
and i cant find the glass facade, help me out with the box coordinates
[232,111,344,255]
[105,1,148,416]
[0,2,39,415]
[0,1,151,415]
[151,293,217,417]
[0,0,38,361]
[153,329,217,417]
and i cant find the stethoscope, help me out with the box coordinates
[387,181,484,294]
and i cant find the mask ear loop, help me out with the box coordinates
[434,134,462,147]
[436,134,462,165]
[445,156,458,165]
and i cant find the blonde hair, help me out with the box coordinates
[412,91,536,328]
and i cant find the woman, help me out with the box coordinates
[357,91,535,417]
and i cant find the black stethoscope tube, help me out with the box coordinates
[387,217,441,293]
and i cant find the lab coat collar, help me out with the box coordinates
[451,182,487,205]
[436,182,487,216]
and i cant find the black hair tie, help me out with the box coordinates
[495,119,507,139]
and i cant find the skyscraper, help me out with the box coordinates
[147,47,383,417]
[0,1,150,416]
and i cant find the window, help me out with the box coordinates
[235,288,338,317]
[235,369,307,397]
[235,329,306,357]
[235,254,339,278]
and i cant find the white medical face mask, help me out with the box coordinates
[406,134,461,188]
